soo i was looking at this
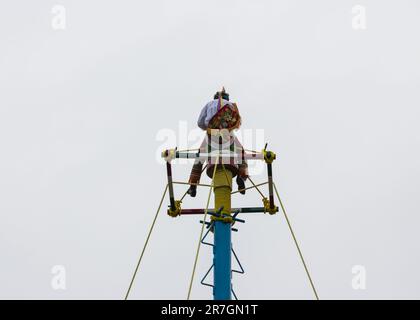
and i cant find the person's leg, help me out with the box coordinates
[236,163,248,194]
[233,136,248,194]
[187,137,208,197]
[187,161,203,197]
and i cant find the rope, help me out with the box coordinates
[247,176,266,199]
[244,149,262,154]
[174,181,212,188]
[180,189,189,202]
[273,183,319,300]
[187,156,219,299]
[124,184,168,300]
[180,165,208,202]
[231,181,268,195]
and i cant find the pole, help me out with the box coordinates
[212,166,233,300]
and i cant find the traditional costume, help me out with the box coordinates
[187,88,248,197]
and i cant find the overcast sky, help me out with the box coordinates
[1,0,420,299]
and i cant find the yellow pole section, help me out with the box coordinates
[213,166,233,215]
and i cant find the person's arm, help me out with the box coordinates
[197,103,209,130]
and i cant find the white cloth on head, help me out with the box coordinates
[197,99,233,130]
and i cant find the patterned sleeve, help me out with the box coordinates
[197,103,209,130]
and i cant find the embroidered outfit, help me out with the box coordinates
[188,95,248,197]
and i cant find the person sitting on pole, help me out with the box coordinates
[187,88,248,197]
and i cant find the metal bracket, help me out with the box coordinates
[200,264,214,288]
[231,288,238,300]
[200,221,215,246]
[231,248,245,275]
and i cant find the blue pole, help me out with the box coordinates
[213,220,232,300]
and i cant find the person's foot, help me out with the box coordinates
[236,176,246,195]
[187,185,197,197]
